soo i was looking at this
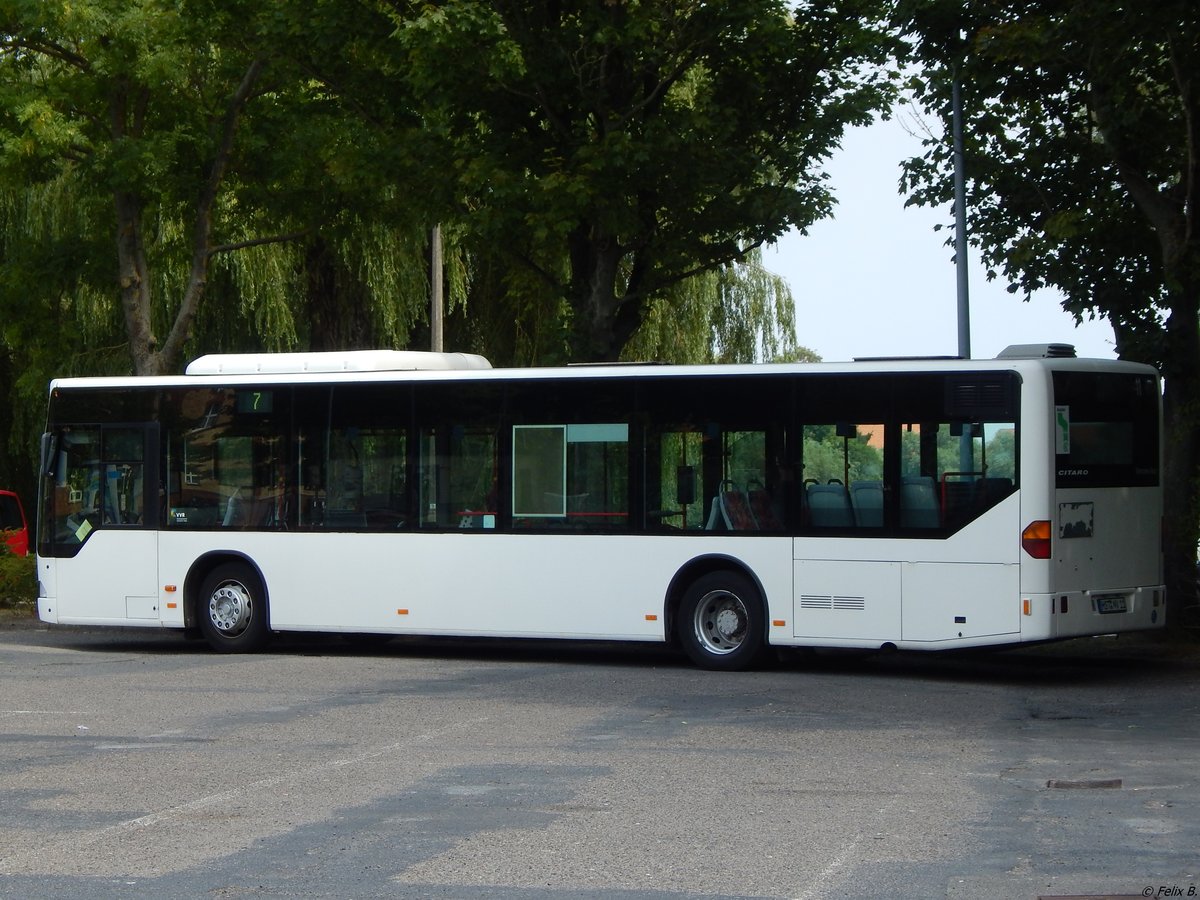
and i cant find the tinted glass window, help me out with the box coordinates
[637,375,792,533]
[796,372,1018,535]
[416,384,502,529]
[1053,372,1159,487]
[506,379,632,532]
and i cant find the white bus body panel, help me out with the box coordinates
[154,532,794,642]
[1045,485,1164,638]
[40,530,159,625]
[792,492,1021,646]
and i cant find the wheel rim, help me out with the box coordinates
[208,580,253,637]
[692,588,749,655]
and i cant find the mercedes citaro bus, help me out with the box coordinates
[36,344,1163,668]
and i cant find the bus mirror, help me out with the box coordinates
[40,432,60,478]
[676,466,696,506]
[835,422,856,439]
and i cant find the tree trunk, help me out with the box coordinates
[114,190,159,375]
[567,226,651,362]
[1160,289,1200,635]
[304,238,375,351]
[111,59,266,377]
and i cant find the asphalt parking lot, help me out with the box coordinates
[1,617,1198,899]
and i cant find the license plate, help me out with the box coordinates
[1094,594,1128,614]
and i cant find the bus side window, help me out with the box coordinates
[510,423,628,531]
[168,390,237,529]
[645,427,708,531]
[418,425,497,529]
[801,422,884,529]
[901,420,1017,529]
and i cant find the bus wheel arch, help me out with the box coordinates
[187,553,271,653]
[666,557,768,670]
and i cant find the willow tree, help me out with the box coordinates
[623,248,814,364]
[0,0,306,375]
[387,0,898,363]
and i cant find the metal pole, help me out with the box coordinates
[952,74,971,360]
[953,73,975,477]
[431,223,444,352]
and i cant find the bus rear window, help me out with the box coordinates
[1053,372,1159,487]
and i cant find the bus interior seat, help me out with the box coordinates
[721,483,757,531]
[222,488,248,526]
[849,480,884,527]
[978,477,1013,503]
[940,477,976,522]
[806,483,855,527]
[747,480,783,530]
[222,485,290,528]
[705,495,725,530]
[706,481,757,531]
[900,476,940,528]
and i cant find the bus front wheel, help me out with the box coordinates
[677,571,766,670]
[198,562,271,653]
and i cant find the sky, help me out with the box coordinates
[762,112,1117,363]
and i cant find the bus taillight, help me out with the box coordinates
[1022,520,1052,559]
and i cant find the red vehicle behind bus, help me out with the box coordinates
[1,489,29,557]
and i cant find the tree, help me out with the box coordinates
[386,0,898,362]
[622,248,804,364]
[0,0,303,376]
[896,0,1200,629]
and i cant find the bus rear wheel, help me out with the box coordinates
[677,571,766,670]
[198,562,271,653]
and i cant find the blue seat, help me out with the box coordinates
[807,483,855,527]
[849,480,884,527]
[900,476,939,528]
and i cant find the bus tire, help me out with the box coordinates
[677,571,766,670]
[197,562,271,653]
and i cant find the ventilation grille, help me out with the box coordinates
[799,594,866,611]
[945,375,1017,418]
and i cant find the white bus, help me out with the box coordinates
[36,344,1164,669]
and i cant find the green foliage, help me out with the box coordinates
[386,0,900,360]
[0,542,35,612]
[2,0,883,374]
[802,426,884,485]
[623,248,802,364]
[895,0,1195,365]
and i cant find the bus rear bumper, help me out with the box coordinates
[1037,584,1166,638]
